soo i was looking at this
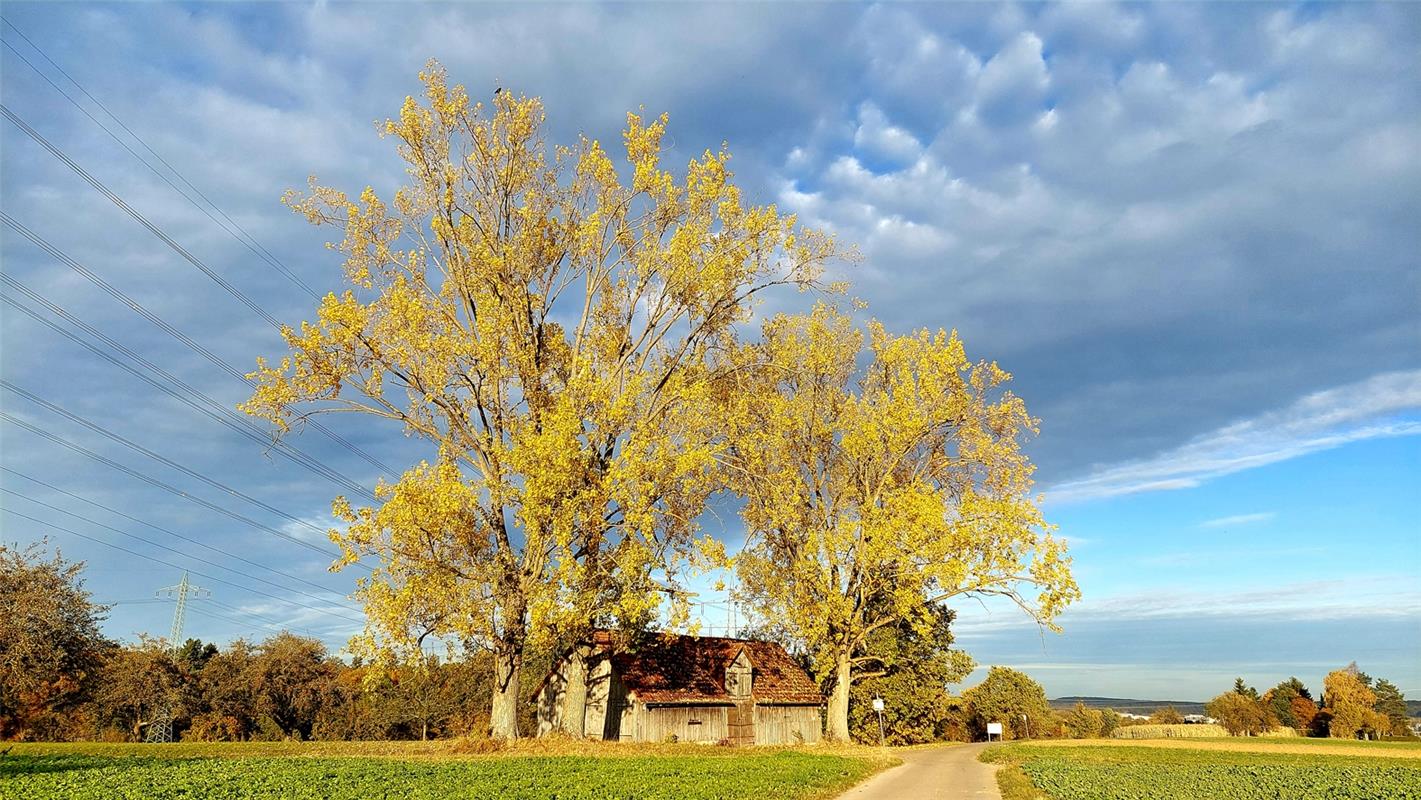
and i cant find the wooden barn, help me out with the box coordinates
[534,631,823,745]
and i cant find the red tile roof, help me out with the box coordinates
[608,632,823,705]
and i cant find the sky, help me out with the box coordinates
[0,2,1417,702]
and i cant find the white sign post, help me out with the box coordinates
[872,697,886,746]
[986,721,1003,742]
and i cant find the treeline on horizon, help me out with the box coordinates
[1,542,543,742]
[1,541,979,744]
[1055,672,1413,741]
[3,541,1412,745]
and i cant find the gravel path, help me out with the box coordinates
[835,743,1001,800]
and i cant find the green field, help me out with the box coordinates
[984,740,1421,800]
[0,743,881,800]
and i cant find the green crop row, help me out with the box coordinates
[0,751,876,800]
[984,743,1421,800]
[1021,758,1421,800]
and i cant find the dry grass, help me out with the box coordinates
[1002,736,1421,760]
[994,761,1049,800]
[4,736,903,766]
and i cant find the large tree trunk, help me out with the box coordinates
[825,655,853,742]
[560,645,590,738]
[491,641,523,740]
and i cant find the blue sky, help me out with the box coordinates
[1,2,1416,702]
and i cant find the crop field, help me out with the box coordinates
[0,742,884,800]
[983,739,1421,800]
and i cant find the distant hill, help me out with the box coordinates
[1051,696,1207,715]
[1408,699,1421,717]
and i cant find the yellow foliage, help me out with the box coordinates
[1323,668,1389,738]
[240,61,837,734]
[718,303,1078,735]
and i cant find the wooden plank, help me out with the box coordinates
[729,700,755,745]
[754,705,821,745]
[642,705,729,743]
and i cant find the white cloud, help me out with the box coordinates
[1045,370,1421,503]
[953,573,1421,639]
[977,31,1049,102]
[853,102,923,164]
[1199,512,1275,529]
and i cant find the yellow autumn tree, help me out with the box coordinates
[721,303,1078,741]
[1323,667,1389,739]
[241,62,835,739]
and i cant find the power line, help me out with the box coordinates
[2,30,398,495]
[0,35,319,299]
[185,603,279,634]
[0,276,376,500]
[1,380,343,538]
[191,597,313,633]
[0,19,320,299]
[0,102,284,329]
[183,601,290,637]
[0,483,361,617]
[1,211,396,477]
[0,280,375,501]
[1,465,353,598]
[0,410,347,563]
[0,95,394,481]
[1,507,366,626]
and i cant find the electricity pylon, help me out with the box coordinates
[144,572,208,743]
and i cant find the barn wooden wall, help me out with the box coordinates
[755,705,823,744]
[642,705,731,743]
[537,651,823,745]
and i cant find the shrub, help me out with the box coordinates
[186,714,244,742]
[1148,706,1184,725]
[1063,703,1105,739]
[1206,691,1275,736]
[1258,726,1300,738]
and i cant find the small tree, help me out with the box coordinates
[247,633,338,740]
[1290,695,1321,736]
[846,605,974,744]
[1323,668,1389,739]
[0,541,113,740]
[1372,679,1408,736]
[95,636,182,741]
[1149,706,1184,725]
[372,655,460,741]
[1206,691,1273,736]
[963,667,1053,741]
[1099,708,1122,738]
[192,639,259,741]
[1063,702,1105,739]
[1263,677,1310,730]
[724,304,1077,740]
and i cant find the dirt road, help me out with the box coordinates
[835,743,1001,800]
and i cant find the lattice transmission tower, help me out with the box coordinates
[144,572,209,743]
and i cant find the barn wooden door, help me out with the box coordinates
[728,700,755,745]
